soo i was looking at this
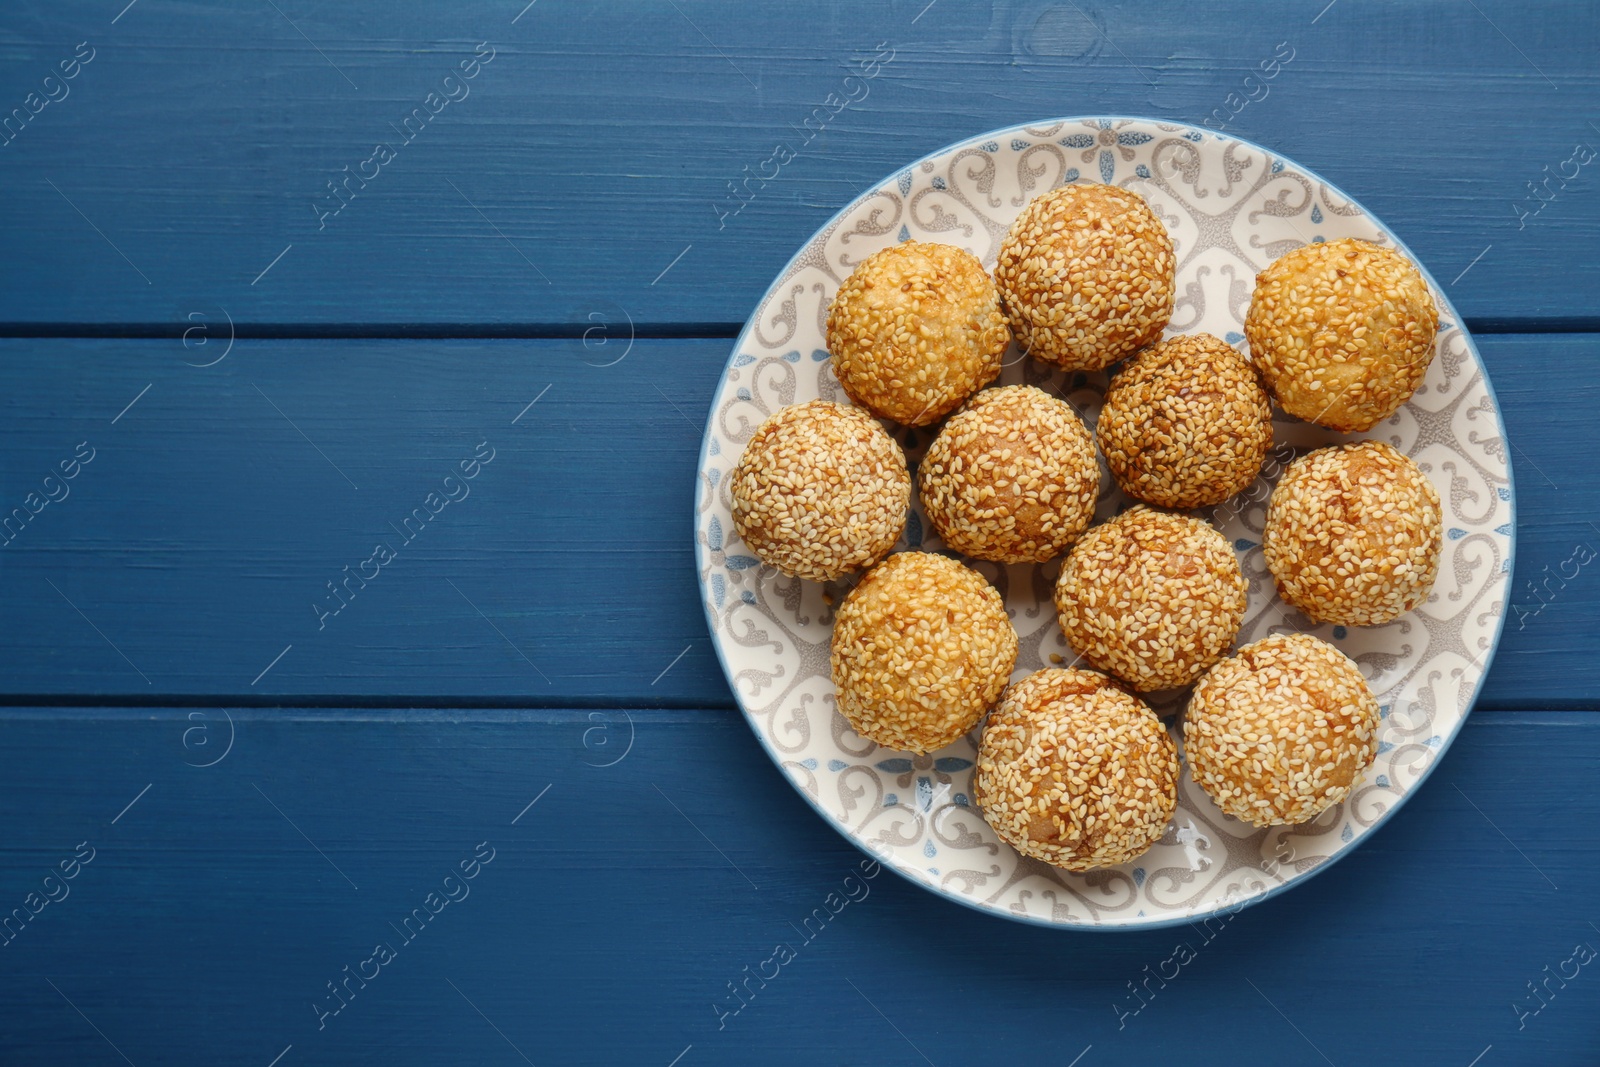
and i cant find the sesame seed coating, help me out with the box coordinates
[730,400,910,582]
[1185,633,1379,827]
[1263,441,1442,626]
[825,241,1011,426]
[918,385,1101,563]
[993,183,1176,371]
[1245,237,1439,432]
[830,552,1018,754]
[1055,507,1246,692]
[1098,333,1273,509]
[975,669,1178,871]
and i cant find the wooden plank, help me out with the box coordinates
[0,334,1592,706]
[0,337,725,703]
[1486,336,1600,710]
[0,708,1595,1064]
[0,1,1595,327]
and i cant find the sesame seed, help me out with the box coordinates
[1245,238,1438,432]
[1098,332,1274,509]
[994,184,1175,371]
[730,400,910,582]
[1185,633,1379,827]
[975,669,1179,871]
[919,384,1101,563]
[831,552,1018,754]
[826,242,1011,427]
[1262,441,1443,626]
[1055,506,1246,692]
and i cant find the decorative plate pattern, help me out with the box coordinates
[693,117,1515,929]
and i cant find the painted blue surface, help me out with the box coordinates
[0,711,1597,1064]
[0,335,1589,707]
[0,1,1597,327]
[1,1,1598,1063]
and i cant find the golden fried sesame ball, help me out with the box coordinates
[730,401,909,582]
[1186,633,1380,827]
[993,183,1175,371]
[1263,442,1442,626]
[1055,507,1246,692]
[825,241,1011,427]
[1097,333,1273,509]
[917,385,1100,564]
[1245,237,1439,432]
[831,552,1018,754]
[975,669,1178,871]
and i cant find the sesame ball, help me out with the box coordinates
[993,183,1176,371]
[1185,633,1380,827]
[830,552,1018,754]
[1245,237,1439,432]
[825,241,1011,426]
[917,385,1100,563]
[1055,507,1246,692]
[975,669,1178,871]
[730,401,909,582]
[1097,333,1274,509]
[1263,442,1442,626]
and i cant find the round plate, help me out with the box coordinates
[693,117,1515,930]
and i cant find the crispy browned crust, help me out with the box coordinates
[830,552,1018,754]
[825,241,1010,427]
[1185,633,1379,827]
[918,385,1100,563]
[994,183,1175,371]
[975,668,1178,870]
[1054,506,1246,692]
[1263,441,1442,626]
[730,400,909,582]
[1245,238,1438,432]
[1098,333,1273,509]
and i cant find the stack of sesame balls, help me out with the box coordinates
[729,182,1445,873]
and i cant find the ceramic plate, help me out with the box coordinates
[693,117,1515,929]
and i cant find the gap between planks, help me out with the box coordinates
[0,319,1597,340]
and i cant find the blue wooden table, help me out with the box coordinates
[2,2,1597,1064]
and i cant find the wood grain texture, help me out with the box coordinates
[2,3,1595,1064]
[0,709,1595,1065]
[0,337,721,703]
[0,1,1595,327]
[0,334,1590,706]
